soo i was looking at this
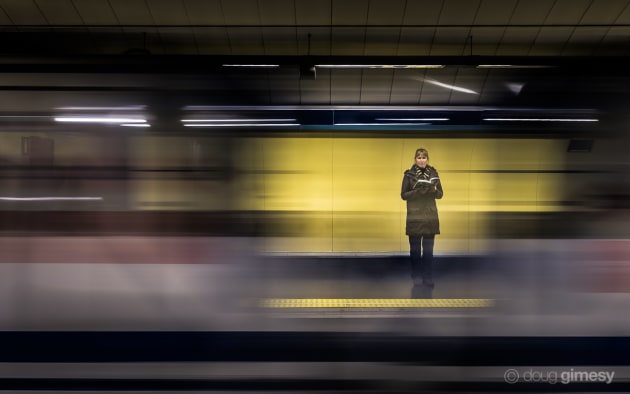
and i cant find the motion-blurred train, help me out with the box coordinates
[2,114,628,327]
[1,106,630,392]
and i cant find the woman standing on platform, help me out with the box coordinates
[401,148,443,287]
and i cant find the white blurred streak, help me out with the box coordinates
[424,79,479,94]
[0,196,103,201]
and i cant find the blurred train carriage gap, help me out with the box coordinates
[1,0,630,392]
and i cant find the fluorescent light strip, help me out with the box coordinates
[334,123,430,126]
[56,106,147,111]
[184,123,300,127]
[476,65,552,69]
[121,123,151,127]
[182,105,494,111]
[316,64,444,69]
[182,119,296,122]
[54,117,147,123]
[0,197,103,201]
[484,118,599,122]
[222,64,280,68]
[375,118,449,121]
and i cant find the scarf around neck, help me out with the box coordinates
[412,164,430,180]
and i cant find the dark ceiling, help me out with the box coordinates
[2,0,630,132]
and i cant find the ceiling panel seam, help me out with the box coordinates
[394,0,407,56]
[597,0,630,55]
[181,0,200,55]
[429,0,447,56]
[560,0,596,55]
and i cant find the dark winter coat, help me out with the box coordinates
[401,164,443,236]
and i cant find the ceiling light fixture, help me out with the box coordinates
[54,117,147,124]
[181,105,488,111]
[483,118,598,122]
[375,118,449,121]
[476,65,553,69]
[316,64,445,69]
[222,64,280,68]
[120,123,151,127]
[55,106,147,111]
[183,123,300,127]
[333,123,430,126]
[181,118,299,127]
[182,118,297,123]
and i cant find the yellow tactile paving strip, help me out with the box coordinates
[259,298,494,309]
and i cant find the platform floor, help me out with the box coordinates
[229,254,630,337]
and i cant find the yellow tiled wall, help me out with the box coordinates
[233,137,570,254]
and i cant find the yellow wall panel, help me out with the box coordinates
[332,138,401,212]
[469,172,497,211]
[535,173,567,211]
[231,138,266,211]
[131,179,229,211]
[467,139,499,171]
[262,138,333,212]
[495,173,539,211]
[537,139,570,169]
[496,139,550,170]
[241,136,573,254]
[332,139,416,252]
[259,138,334,252]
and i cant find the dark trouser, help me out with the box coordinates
[409,235,435,281]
